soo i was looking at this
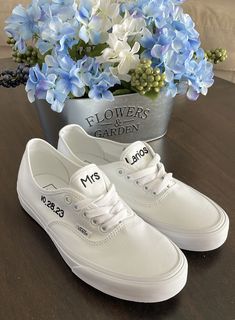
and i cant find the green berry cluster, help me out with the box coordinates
[12,46,38,66]
[131,59,166,96]
[7,37,38,66]
[205,48,228,64]
[6,37,16,47]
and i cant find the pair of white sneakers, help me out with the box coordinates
[17,124,229,303]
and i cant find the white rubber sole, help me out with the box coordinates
[18,192,188,303]
[139,210,229,252]
[164,214,229,252]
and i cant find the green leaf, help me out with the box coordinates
[35,50,48,68]
[120,80,132,90]
[88,43,108,57]
[69,45,78,60]
[113,89,132,96]
[138,46,145,55]
[68,40,87,60]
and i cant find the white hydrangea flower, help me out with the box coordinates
[93,0,122,29]
[99,34,140,80]
[118,41,140,74]
[112,11,146,42]
[98,12,146,80]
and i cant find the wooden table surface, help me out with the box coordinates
[0,59,234,320]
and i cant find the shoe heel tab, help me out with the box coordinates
[59,124,88,138]
[26,138,50,148]
[25,138,41,153]
[25,138,57,155]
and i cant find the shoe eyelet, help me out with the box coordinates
[118,169,123,175]
[126,175,130,180]
[135,180,139,185]
[153,191,157,196]
[82,211,87,217]
[144,186,148,190]
[91,219,97,225]
[64,195,72,205]
[74,204,79,211]
[100,225,107,232]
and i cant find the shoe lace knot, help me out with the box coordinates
[74,185,129,232]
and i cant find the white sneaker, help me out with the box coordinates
[17,138,187,303]
[58,124,229,252]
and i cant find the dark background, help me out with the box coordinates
[0,59,234,320]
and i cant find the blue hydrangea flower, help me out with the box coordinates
[6,0,215,107]
[138,1,213,100]
[140,29,161,65]
[76,0,92,25]
[88,67,120,101]
[26,63,54,102]
[37,0,77,22]
[29,55,120,110]
[185,59,214,100]
[50,0,77,21]
[26,63,68,112]
[76,57,120,100]
[46,82,70,112]
[45,54,86,97]
[37,16,78,54]
[79,16,103,45]
[62,55,120,101]
[88,80,114,101]
[76,0,104,44]
[123,0,183,28]
[5,3,41,52]
[75,56,100,85]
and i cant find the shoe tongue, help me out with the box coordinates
[120,141,154,170]
[69,164,108,198]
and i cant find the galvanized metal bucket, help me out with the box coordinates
[35,92,173,147]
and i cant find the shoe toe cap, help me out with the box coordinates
[153,181,229,250]
[158,180,228,232]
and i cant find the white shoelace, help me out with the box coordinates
[74,185,128,232]
[127,154,173,195]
